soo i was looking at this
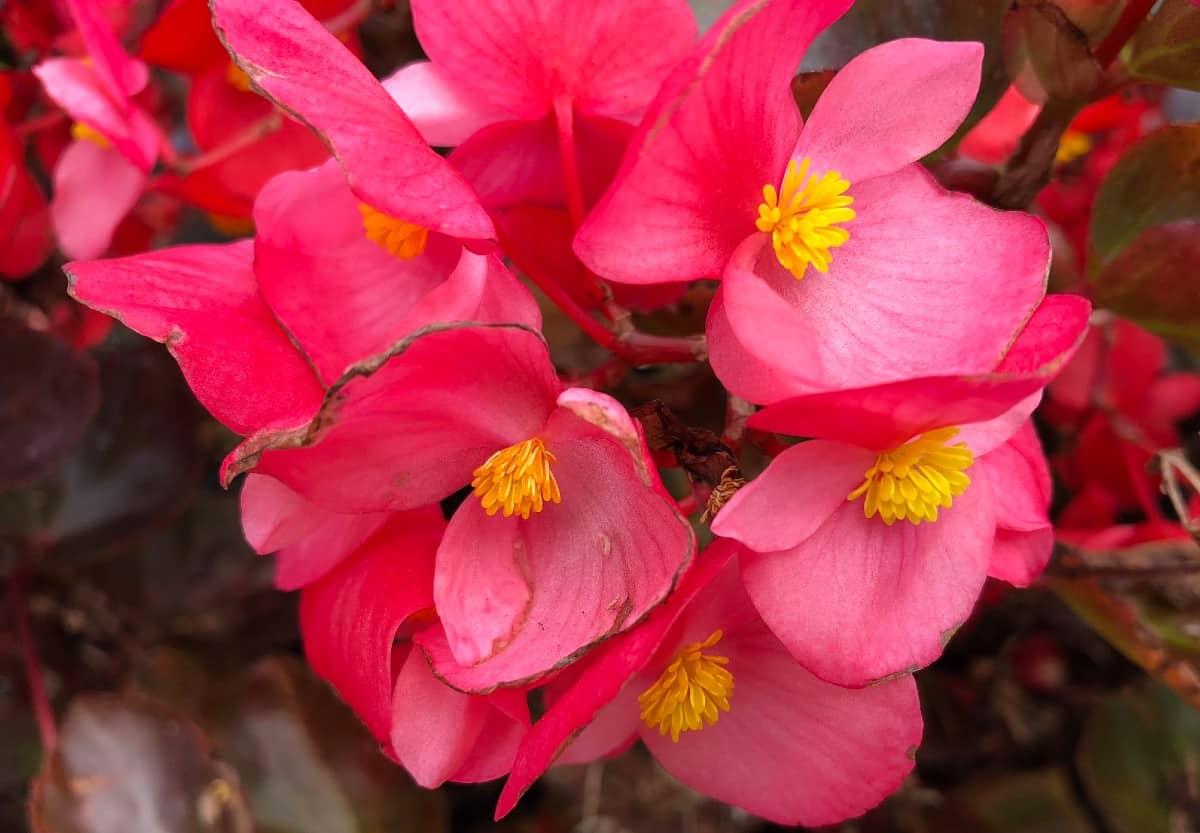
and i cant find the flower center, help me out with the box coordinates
[70,122,110,149]
[471,438,561,519]
[755,157,855,280]
[1055,130,1093,166]
[226,61,253,92]
[638,630,734,742]
[846,427,974,526]
[358,204,429,260]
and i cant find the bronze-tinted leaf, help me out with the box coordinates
[1129,0,1200,92]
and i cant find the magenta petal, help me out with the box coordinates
[741,487,995,686]
[646,624,921,826]
[299,511,444,740]
[65,240,325,436]
[410,0,696,120]
[494,543,737,819]
[448,689,530,784]
[50,140,146,260]
[64,0,149,99]
[710,440,873,552]
[211,0,494,241]
[575,0,852,285]
[431,392,694,687]
[797,39,984,183]
[382,61,512,146]
[239,474,392,590]
[721,165,1051,396]
[977,422,1054,586]
[238,325,560,512]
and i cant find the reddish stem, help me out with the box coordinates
[11,110,66,139]
[8,572,57,754]
[1094,0,1157,68]
[172,113,282,176]
[552,95,587,229]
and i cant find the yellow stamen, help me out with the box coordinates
[471,438,561,519]
[847,427,974,526]
[358,203,429,260]
[226,61,253,92]
[1055,130,1093,166]
[70,121,110,149]
[755,157,855,280]
[638,630,734,742]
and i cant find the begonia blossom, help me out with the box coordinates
[576,0,1051,396]
[496,542,922,826]
[711,296,1091,686]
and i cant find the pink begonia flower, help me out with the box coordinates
[33,0,158,258]
[576,0,1050,395]
[710,296,1091,687]
[299,510,531,787]
[495,541,922,826]
[383,0,696,311]
[208,323,694,691]
[210,0,495,248]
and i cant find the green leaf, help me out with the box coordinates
[1128,0,1200,92]
[1089,124,1200,265]
[1078,683,1200,833]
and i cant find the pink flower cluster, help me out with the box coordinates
[68,0,1091,824]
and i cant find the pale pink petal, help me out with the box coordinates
[64,0,149,98]
[645,622,921,826]
[494,543,738,818]
[740,484,996,686]
[211,0,494,241]
[796,39,984,183]
[239,473,391,590]
[382,61,511,146]
[411,0,696,120]
[574,0,853,285]
[50,140,146,260]
[710,440,874,552]
[299,512,444,740]
[720,165,1050,396]
[237,325,560,512]
[431,394,694,688]
[65,241,325,435]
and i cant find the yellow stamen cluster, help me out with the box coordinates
[755,157,855,279]
[471,438,561,519]
[70,122,111,149]
[358,203,429,260]
[226,62,253,92]
[1055,130,1093,166]
[638,630,734,742]
[847,427,974,526]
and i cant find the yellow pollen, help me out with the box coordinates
[638,630,734,743]
[846,427,974,526]
[358,203,429,260]
[226,61,253,92]
[1055,130,1093,166]
[755,157,855,280]
[471,438,561,519]
[70,121,110,149]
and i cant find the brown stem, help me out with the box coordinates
[7,571,57,754]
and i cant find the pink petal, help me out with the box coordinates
[977,422,1054,586]
[645,622,921,826]
[210,0,494,241]
[63,0,149,99]
[574,0,852,285]
[719,165,1051,398]
[796,39,984,184]
[239,473,392,590]
[430,392,694,687]
[65,240,325,435]
[49,140,145,260]
[236,325,560,512]
[740,485,996,686]
[382,61,511,146]
[710,440,874,552]
[959,85,1041,165]
[494,542,738,819]
[389,647,528,787]
[299,512,444,740]
[34,59,158,171]
[252,161,538,381]
[410,0,696,120]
